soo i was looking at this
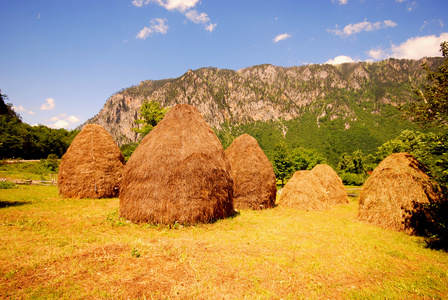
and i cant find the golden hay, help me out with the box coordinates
[119,104,234,225]
[278,170,330,211]
[58,124,125,199]
[311,164,349,205]
[225,134,276,210]
[358,152,439,233]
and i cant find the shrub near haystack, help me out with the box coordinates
[358,152,439,233]
[225,134,276,210]
[58,124,125,199]
[119,104,234,225]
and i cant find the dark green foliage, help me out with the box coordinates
[336,150,368,186]
[0,120,78,159]
[41,154,60,172]
[339,172,367,186]
[0,181,16,189]
[403,42,448,249]
[132,99,167,139]
[272,143,294,187]
[405,197,448,250]
[119,142,138,162]
[407,42,448,127]
[290,147,327,171]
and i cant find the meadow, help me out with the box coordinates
[1,184,447,299]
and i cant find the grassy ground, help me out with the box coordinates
[0,161,57,181]
[0,185,447,299]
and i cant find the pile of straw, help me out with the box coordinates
[119,104,234,224]
[358,152,439,233]
[58,124,125,199]
[225,134,276,210]
[278,170,330,211]
[311,164,349,204]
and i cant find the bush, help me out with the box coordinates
[0,181,16,189]
[405,196,448,250]
[339,172,368,186]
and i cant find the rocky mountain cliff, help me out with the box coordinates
[81,57,443,147]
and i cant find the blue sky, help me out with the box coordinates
[1,0,447,129]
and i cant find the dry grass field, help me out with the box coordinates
[1,185,447,299]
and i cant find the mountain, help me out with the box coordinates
[80,57,443,165]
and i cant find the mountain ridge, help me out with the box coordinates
[80,57,443,162]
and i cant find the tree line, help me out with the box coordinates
[0,93,79,160]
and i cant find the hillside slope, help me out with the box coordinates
[80,58,442,164]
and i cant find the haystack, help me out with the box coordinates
[225,134,276,210]
[278,170,330,211]
[119,104,234,224]
[58,124,125,199]
[311,164,349,205]
[358,152,439,233]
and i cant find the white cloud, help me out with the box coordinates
[205,23,217,33]
[367,48,386,60]
[50,120,70,129]
[420,19,445,31]
[48,114,81,129]
[184,9,216,32]
[154,0,200,12]
[273,33,292,43]
[40,98,55,111]
[325,55,355,65]
[395,0,407,3]
[136,18,169,39]
[390,33,448,59]
[332,0,348,4]
[406,1,416,11]
[328,20,397,37]
[367,33,448,60]
[12,105,27,112]
[185,9,209,24]
[66,115,80,123]
[133,0,215,32]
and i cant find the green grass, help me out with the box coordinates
[1,186,447,299]
[0,161,57,181]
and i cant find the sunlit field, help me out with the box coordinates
[1,185,447,299]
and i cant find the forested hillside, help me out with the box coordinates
[81,57,443,166]
[0,93,78,159]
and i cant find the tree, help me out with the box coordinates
[132,99,168,138]
[337,150,365,175]
[407,41,448,127]
[290,147,326,171]
[404,42,448,250]
[273,143,294,187]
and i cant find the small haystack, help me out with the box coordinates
[119,104,234,224]
[358,152,439,233]
[225,134,276,210]
[58,124,125,199]
[311,164,349,205]
[278,170,330,211]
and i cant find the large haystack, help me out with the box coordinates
[225,134,276,210]
[311,164,349,205]
[119,104,234,224]
[358,152,439,233]
[278,170,330,211]
[58,124,125,199]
